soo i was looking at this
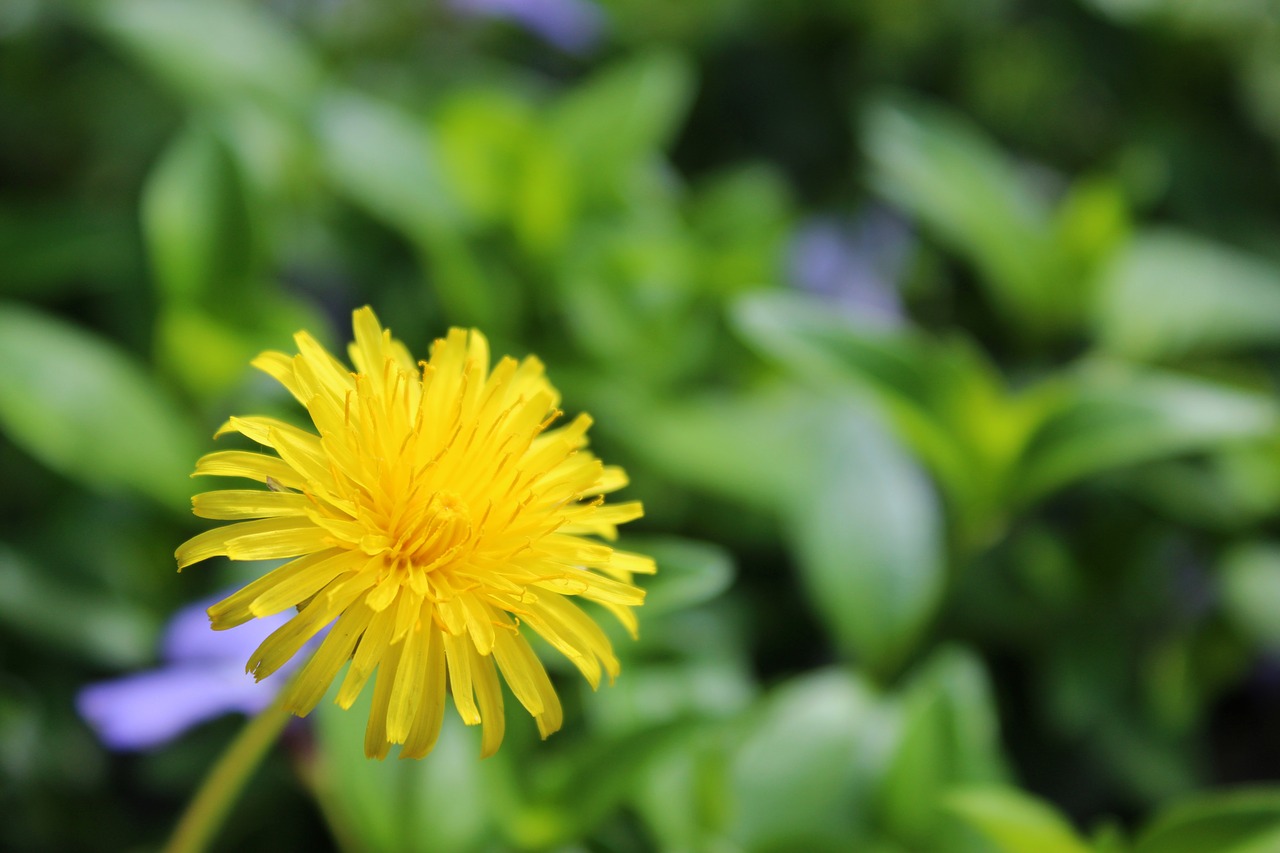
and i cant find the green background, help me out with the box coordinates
[5,0,1280,850]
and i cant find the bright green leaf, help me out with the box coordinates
[1219,543,1280,650]
[142,122,257,303]
[1134,788,1280,853]
[1094,229,1280,359]
[728,669,901,852]
[0,303,199,507]
[946,787,1093,853]
[1015,364,1279,504]
[85,0,321,111]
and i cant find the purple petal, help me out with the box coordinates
[450,0,606,53]
[788,212,911,326]
[76,663,280,751]
[163,593,293,664]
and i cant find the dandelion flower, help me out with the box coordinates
[176,307,652,759]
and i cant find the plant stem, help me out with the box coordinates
[162,692,293,853]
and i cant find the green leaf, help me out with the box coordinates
[315,92,497,328]
[85,0,321,111]
[945,787,1092,853]
[786,404,945,675]
[622,535,734,616]
[0,546,159,667]
[1015,364,1280,504]
[315,91,459,244]
[142,122,257,303]
[1094,229,1280,359]
[728,669,901,852]
[1219,543,1280,650]
[0,303,198,507]
[1134,788,1280,853]
[549,50,694,200]
[861,96,1069,332]
[310,678,499,853]
[880,648,1008,843]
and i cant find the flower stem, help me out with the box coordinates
[162,692,293,853]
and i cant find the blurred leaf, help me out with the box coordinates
[142,122,257,303]
[0,546,159,667]
[689,165,793,294]
[787,404,945,675]
[0,205,135,297]
[728,669,901,852]
[1134,788,1280,853]
[733,290,1045,540]
[549,50,694,201]
[310,678,498,853]
[0,302,198,507]
[862,95,1073,332]
[315,91,497,329]
[315,91,459,242]
[945,787,1092,853]
[436,89,537,227]
[85,0,320,111]
[1094,230,1280,360]
[1015,364,1280,504]
[623,535,734,616]
[880,648,1008,844]
[1219,542,1280,649]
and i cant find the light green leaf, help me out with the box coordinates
[0,303,198,507]
[862,96,1069,331]
[311,678,498,853]
[1134,788,1280,853]
[880,648,1008,843]
[85,0,321,111]
[1094,229,1280,359]
[1015,364,1280,504]
[787,404,945,675]
[1219,543,1280,650]
[728,669,901,852]
[946,787,1093,853]
[142,123,257,303]
[623,535,734,616]
[315,91,459,243]
[549,50,694,199]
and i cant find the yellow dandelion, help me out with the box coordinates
[175,307,653,759]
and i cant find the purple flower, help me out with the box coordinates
[788,211,911,325]
[77,594,317,751]
[450,0,606,54]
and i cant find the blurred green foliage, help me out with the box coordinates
[6,0,1280,851]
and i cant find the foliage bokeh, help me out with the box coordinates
[5,0,1280,850]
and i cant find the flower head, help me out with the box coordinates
[176,308,652,759]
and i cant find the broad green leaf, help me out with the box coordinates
[85,0,321,111]
[142,123,257,303]
[315,92,496,328]
[946,787,1092,853]
[624,535,734,616]
[436,90,538,226]
[1134,788,1280,853]
[862,96,1070,332]
[728,669,901,852]
[549,51,694,200]
[0,303,198,507]
[1219,543,1280,649]
[880,648,1007,843]
[1094,230,1280,359]
[786,404,945,674]
[1015,364,1279,504]
[0,546,159,667]
[311,676,498,853]
[689,165,794,295]
[315,91,459,244]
